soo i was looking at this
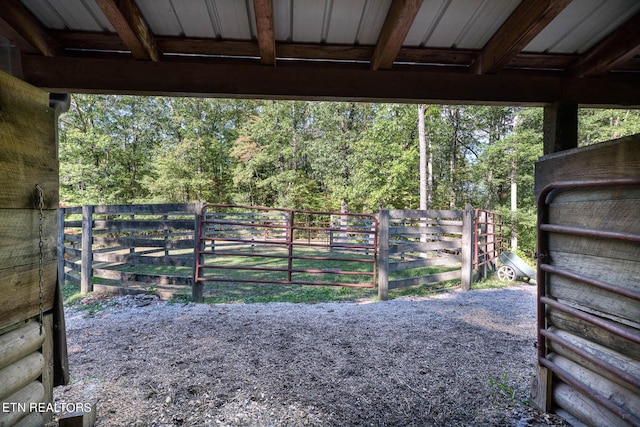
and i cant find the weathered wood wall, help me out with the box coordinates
[533,134,640,427]
[0,72,66,426]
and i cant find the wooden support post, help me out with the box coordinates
[57,208,65,288]
[53,276,69,386]
[543,102,578,155]
[191,202,204,303]
[41,314,54,424]
[80,205,93,294]
[530,365,553,413]
[461,204,474,290]
[378,209,389,301]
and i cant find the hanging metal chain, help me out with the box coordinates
[36,184,45,335]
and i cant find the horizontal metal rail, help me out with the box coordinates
[198,250,375,263]
[539,223,640,243]
[540,328,640,390]
[195,204,378,289]
[203,236,375,250]
[473,209,503,271]
[199,264,374,275]
[538,356,640,426]
[542,296,640,345]
[536,178,640,361]
[540,263,640,301]
[202,219,375,236]
[196,277,376,288]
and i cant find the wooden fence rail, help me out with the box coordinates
[60,203,498,302]
[59,203,200,299]
[377,205,475,300]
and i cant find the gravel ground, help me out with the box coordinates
[50,284,569,426]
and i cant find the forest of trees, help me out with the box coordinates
[59,95,640,256]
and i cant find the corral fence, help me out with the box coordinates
[377,206,475,300]
[193,204,378,302]
[473,209,505,279]
[58,203,199,299]
[59,203,504,302]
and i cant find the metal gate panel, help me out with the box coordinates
[536,178,640,426]
[473,209,505,275]
[195,204,378,288]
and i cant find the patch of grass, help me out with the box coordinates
[62,282,84,305]
[389,265,459,280]
[471,269,535,290]
[62,281,114,316]
[202,282,376,304]
[388,279,460,298]
[489,373,516,404]
[471,275,512,290]
[115,263,192,275]
[87,247,467,305]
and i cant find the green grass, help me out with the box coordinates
[62,281,115,316]
[62,281,84,305]
[471,275,513,290]
[65,247,471,306]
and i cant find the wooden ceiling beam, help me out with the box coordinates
[20,55,640,107]
[470,0,571,75]
[95,0,159,62]
[253,0,276,66]
[50,31,596,72]
[370,0,423,71]
[0,0,62,57]
[569,11,640,78]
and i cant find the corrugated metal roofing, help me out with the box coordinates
[16,0,639,54]
[525,0,640,54]
[404,0,522,49]
[23,0,114,32]
[2,0,639,104]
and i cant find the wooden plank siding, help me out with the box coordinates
[0,71,62,426]
[533,135,640,426]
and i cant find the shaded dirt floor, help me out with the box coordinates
[50,284,569,426]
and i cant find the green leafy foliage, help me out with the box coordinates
[59,96,639,258]
[489,373,516,404]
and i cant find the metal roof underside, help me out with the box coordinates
[1,0,639,106]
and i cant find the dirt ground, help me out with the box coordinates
[50,284,569,427]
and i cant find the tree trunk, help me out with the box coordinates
[418,104,427,211]
[428,119,433,209]
[448,107,459,209]
[510,152,518,252]
[486,169,493,209]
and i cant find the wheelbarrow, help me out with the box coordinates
[497,251,537,282]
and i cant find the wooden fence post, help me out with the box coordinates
[378,209,389,301]
[192,202,204,303]
[461,204,474,291]
[163,214,169,256]
[57,209,65,289]
[80,204,93,294]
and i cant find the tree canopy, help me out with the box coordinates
[59,95,639,255]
